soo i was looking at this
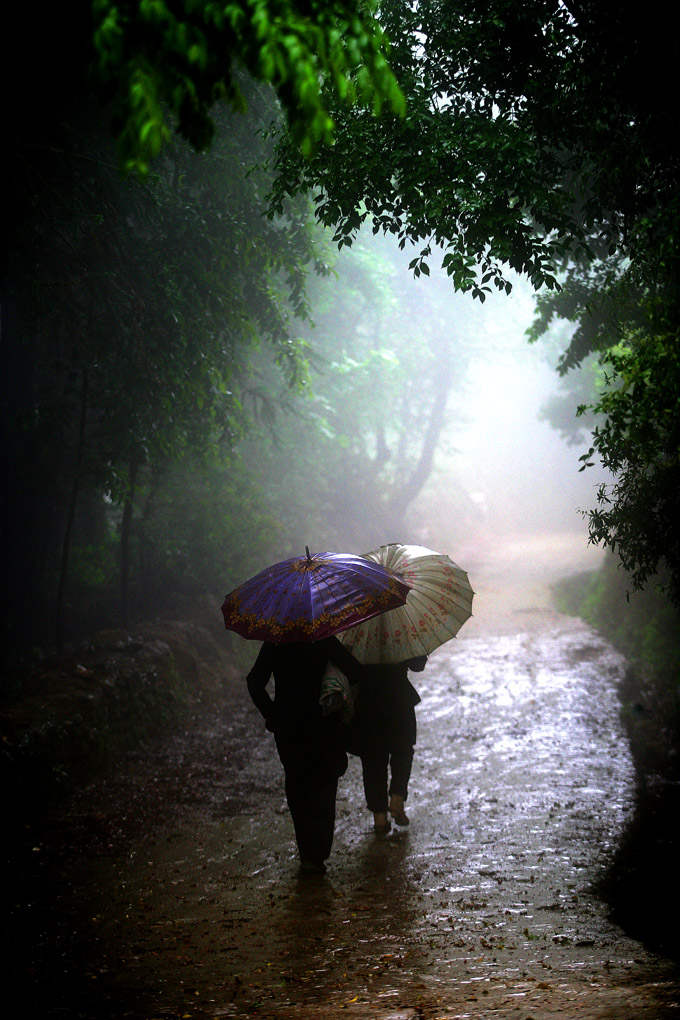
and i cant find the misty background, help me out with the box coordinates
[1,97,610,653]
[276,230,610,569]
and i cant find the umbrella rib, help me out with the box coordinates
[405,581,474,611]
[401,590,457,619]
[407,573,473,593]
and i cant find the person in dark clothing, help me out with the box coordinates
[246,636,362,875]
[349,654,428,833]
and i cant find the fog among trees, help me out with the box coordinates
[2,0,678,654]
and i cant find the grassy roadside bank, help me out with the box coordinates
[1,616,247,827]
[553,554,680,960]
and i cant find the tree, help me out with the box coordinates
[238,231,481,553]
[2,1,404,169]
[531,258,680,602]
[0,0,405,652]
[268,0,680,602]
[528,206,680,600]
[275,1,677,277]
[0,84,325,649]
[579,338,680,604]
[90,0,404,170]
[4,0,680,649]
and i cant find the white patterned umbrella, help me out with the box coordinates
[338,543,474,664]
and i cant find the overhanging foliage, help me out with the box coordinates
[90,0,405,171]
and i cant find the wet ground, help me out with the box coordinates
[7,533,680,1019]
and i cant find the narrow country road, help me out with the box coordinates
[8,533,680,1019]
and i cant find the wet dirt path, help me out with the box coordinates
[9,534,680,1019]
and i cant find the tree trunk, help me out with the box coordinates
[55,364,89,653]
[386,358,453,531]
[120,457,140,629]
[138,465,161,607]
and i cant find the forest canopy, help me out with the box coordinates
[1,0,679,657]
[92,0,405,169]
[270,0,680,603]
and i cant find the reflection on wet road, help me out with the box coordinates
[11,607,680,1019]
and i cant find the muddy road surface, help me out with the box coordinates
[8,534,680,1019]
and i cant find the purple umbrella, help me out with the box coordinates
[221,547,411,643]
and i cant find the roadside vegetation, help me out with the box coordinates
[554,558,680,776]
[554,559,680,956]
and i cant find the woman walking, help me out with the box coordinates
[247,636,362,874]
[350,654,428,833]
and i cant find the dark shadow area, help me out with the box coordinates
[0,619,240,824]
[597,772,680,962]
[596,661,680,962]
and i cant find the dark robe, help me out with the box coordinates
[349,655,427,813]
[246,636,362,867]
